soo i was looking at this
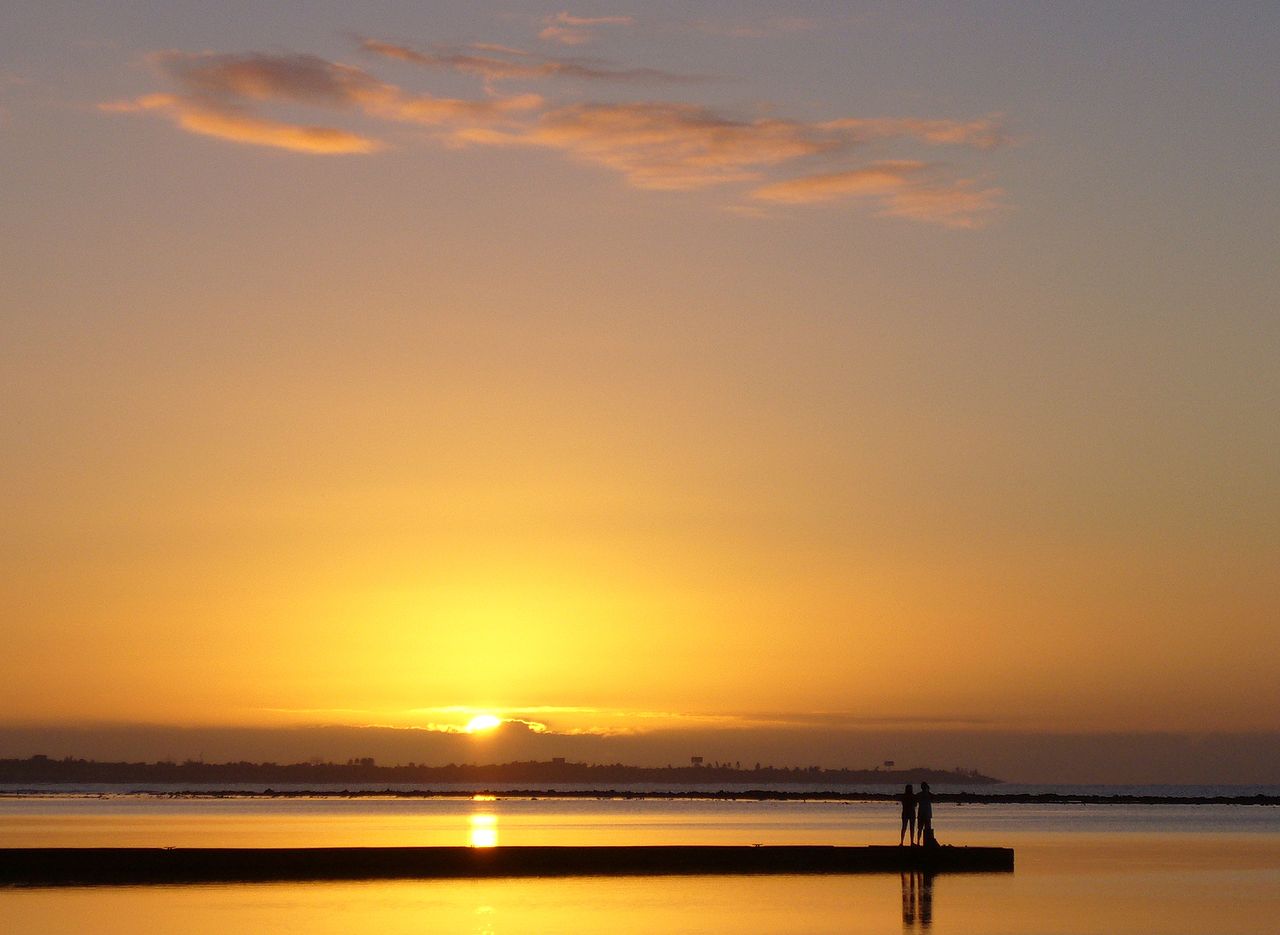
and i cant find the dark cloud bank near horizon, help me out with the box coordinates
[2,725,1275,785]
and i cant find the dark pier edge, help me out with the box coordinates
[1,845,1013,886]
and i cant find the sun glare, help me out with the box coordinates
[469,813,498,848]
[465,713,503,733]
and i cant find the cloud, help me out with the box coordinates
[553,12,635,27]
[101,92,382,153]
[751,160,929,202]
[821,115,1010,149]
[540,10,635,46]
[396,718,550,735]
[152,50,385,107]
[878,179,1007,228]
[451,102,850,190]
[450,104,1007,196]
[751,162,1006,228]
[361,37,701,86]
[690,16,820,39]
[101,45,1011,227]
[102,51,540,153]
[256,703,753,737]
[742,711,997,730]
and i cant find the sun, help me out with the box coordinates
[465,713,503,733]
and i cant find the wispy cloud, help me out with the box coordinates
[740,711,997,730]
[540,10,635,46]
[258,703,765,736]
[553,12,635,26]
[255,703,994,737]
[102,51,539,153]
[821,115,1010,149]
[750,162,1006,228]
[690,16,820,39]
[751,160,930,202]
[451,105,1007,196]
[102,42,1012,227]
[361,38,699,86]
[875,178,1006,228]
[453,102,846,189]
[101,92,382,153]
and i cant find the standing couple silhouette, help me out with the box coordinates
[898,781,935,846]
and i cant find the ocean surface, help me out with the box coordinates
[2,786,1278,934]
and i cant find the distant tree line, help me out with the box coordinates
[0,754,999,786]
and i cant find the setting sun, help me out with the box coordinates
[465,714,502,734]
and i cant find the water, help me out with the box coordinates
[2,791,1278,933]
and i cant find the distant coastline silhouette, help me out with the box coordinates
[0,755,999,787]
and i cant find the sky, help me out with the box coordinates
[2,2,1278,783]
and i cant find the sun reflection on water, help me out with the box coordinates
[469,812,498,848]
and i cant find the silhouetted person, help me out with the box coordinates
[899,783,917,845]
[917,781,935,846]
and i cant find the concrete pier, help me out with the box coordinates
[1,845,1013,886]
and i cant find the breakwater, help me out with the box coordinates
[1,845,1014,886]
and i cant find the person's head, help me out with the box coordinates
[921,782,930,791]
[905,784,913,793]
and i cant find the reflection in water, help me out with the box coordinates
[469,813,498,848]
[901,871,933,930]
[474,904,496,935]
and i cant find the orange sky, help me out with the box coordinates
[2,3,1278,752]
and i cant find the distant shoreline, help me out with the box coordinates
[2,787,1275,806]
[0,756,996,787]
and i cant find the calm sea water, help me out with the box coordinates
[2,789,1278,934]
